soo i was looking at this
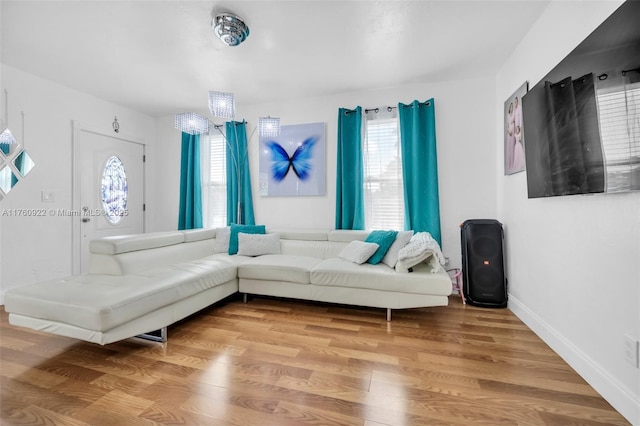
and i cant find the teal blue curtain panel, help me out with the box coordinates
[178,132,203,230]
[335,106,365,230]
[398,99,441,245]
[225,120,255,225]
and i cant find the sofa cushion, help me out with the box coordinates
[213,227,231,253]
[5,256,238,332]
[237,233,281,256]
[90,231,184,255]
[279,240,348,259]
[211,253,251,265]
[328,230,370,242]
[310,258,452,295]
[338,241,379,264]
[271,229,329,241]
[229,224,266,255]
[364,230,398,265]
[238,254,323,284]
[182,228,216,242]
[382,231,414,268]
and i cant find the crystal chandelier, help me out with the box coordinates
[258,116,280,138]
[208,91,235,120]
[174,112,209,136]
[174,88,280,225]
[175,91,280,137]
[212,13,250,47]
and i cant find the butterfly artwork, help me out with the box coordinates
[265,136,318,182]
[259,122,326,197]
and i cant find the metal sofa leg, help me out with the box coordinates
[137,326,167,343]
[386,308,392,322]
[243,293,248,303]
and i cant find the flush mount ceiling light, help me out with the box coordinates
[213,13,250,47]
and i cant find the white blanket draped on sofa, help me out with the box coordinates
[395,232,446,273]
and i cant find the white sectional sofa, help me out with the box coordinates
[4,227,452,345]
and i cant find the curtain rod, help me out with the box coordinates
[594,67,639,81]
[622,67,640,76]
[364,100,432,114]
[345,100,432,115]
[365,106,396,114]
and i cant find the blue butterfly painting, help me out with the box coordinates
[265,136,318,182]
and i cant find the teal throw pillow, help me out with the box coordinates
[365,230,398,265]
[229,224,266,255]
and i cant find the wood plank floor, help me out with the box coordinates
[0,296,630,425]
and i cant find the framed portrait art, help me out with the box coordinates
[504,82,528,175]
[259,122,326,196]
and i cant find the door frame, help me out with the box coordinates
[71,121,146,275]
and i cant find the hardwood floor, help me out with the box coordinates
[0,296,630,425]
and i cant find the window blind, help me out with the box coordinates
[363,117,404,230]
[205,132,227,228]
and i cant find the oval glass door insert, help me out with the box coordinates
[101,156,128,224]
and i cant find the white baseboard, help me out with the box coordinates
[0,291,4,306]
[508,294,640,425]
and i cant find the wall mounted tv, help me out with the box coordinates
[522,0,640,198]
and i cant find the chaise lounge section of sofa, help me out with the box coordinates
[4,227,451,345]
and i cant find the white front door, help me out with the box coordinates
[73,124,145,273]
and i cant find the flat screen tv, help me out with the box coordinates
[522,0,640,198]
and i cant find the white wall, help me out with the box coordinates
[0,65,157,302]
[496,1,639,424]
[153,76,498,267]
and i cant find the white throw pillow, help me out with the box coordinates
[338,241,379,264]
[381,230,414,268]
[237,232,281,256]
[213,227,230,254]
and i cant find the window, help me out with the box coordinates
[202,131,227,228]
[597,82,640,192]
[363,114,404,230]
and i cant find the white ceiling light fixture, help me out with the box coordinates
[258,116,280,138]
[175,91,280,137]
[213,13,250,47]
[174,112,209,136]
[174,91,280,224]
[208,91,236,120]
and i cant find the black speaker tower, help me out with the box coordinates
[460,219,507,308]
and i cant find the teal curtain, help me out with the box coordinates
[335,107,364,230]
[398,99,441,245]
[178,132,203,230]
[225,120,255,225]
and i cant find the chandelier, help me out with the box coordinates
[175,91,280,138]
[213,13,250,47]
[174,91,280,225]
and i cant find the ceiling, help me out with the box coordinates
[1,1,550,118]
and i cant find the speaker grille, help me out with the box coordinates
[461,219,507,308]
[472,236,499,258]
